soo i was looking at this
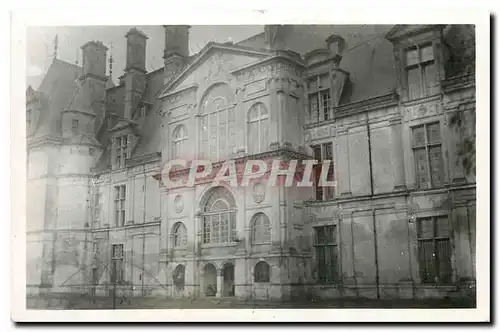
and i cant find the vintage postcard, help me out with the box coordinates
[10,6,490,322]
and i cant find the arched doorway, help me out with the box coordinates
[173,264,185,297]
[222,262,235,297]
[202,263,217,297]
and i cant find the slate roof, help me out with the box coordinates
[32,59,81,137]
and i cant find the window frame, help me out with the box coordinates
[172,222,187,248]
[311,142,335,201]
[254,261,271,283]
[405,43,439,100]
[416,216,452,284]
[114,185,126,227]
[115,136,128,168]
[308,74,332,123]
[111,244,125,284]
[247,103,270,155]
[172,125,188,159]
[411,121,444,189]
[251,213,271,245]
[200,96,237,161]
[201,188,237,245]
[314,225,339,284]
[71,119,79,134]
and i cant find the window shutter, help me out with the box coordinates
[110,138,117,168]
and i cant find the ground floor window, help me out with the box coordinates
[254,261,270,282]
[314,225,339,284]
[417,216,452,284]
[112,244,124,284]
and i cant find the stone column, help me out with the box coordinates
[216,269,223,298]
[268,77,280,149]
[389,117,406,190]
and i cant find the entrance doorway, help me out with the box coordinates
[203,263,217,297]
[222,263,235,297]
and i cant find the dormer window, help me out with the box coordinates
[115,136,128,168]
[308,74,331,123]
[72,119,79,134]
[405,44,439,100]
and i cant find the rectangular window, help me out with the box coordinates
[311,142,335,200]
[111,244,124,284]
[412,122,444,189]
[405,44,439,100]
[314,225,338,284]
[417,216,452,284]
[114,185,126,227]
[72,119,79,133]
[308,75,331,122]
[115,136,128,168]
[94,191,101,224]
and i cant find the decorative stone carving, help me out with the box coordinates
[404,101,443,121]
[252,182,266,203]
[174,195,184,214]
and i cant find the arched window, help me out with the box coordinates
[202,187,237,244]
[172,125,188,159]
[247,103,269,155]
[254,261,270,282]
[172,222,187,247]
[199,84,237,161]
[251,213,271,244]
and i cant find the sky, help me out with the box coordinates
[26,25,263,89]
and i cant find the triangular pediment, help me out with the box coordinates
[158,43,273,98]
[386,24,446,42]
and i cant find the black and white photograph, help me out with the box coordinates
[9,7,490,323]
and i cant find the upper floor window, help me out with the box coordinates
[412,122,444,189]
[72,119,79,134]
[115,136,128,168]
[314,225,338,284]
[406,44,439,100]
[94,191,101,224]
[417,216,452,284]
[251,213,271,245]
[312,142,334,200]
[199,83,237,161]
[202,186,237,245]
[308,74,331,123]
[247,103,270,155]
[172,125,188,159]
[114,185,126,227]
[172,222,187,247]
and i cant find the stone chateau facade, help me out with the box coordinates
[26,25,476,300]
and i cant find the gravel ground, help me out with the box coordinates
[27,295,476,310]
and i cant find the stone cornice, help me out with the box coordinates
[125,152,161,167]
[335,91,399,119]
[442,73,476,93]
[27,135,63,149]
[158,147,313,179]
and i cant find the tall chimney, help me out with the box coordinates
[81,41,108,79]
[124,27,148,120]
[163,25,190,58]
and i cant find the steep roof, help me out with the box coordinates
[240,25,398,103]
[32,58,81,137]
